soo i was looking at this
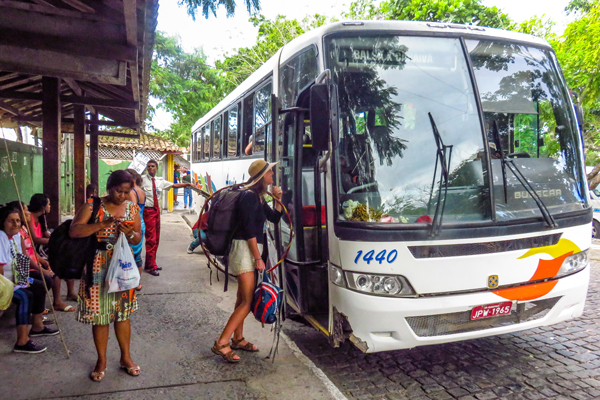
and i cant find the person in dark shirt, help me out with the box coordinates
[211,159,282,363]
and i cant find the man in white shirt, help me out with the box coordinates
[142,159,193,276]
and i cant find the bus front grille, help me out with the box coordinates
[405,297,561,337]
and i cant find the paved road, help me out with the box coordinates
[284,249,600,400]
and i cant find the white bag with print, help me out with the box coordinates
[106,233,140,293]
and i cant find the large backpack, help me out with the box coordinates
[48,197,101,280]
[204,185,244,256]
[251,271,283,325]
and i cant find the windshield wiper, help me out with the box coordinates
[491,120,557,228]
[491,120,508,203]
[505,160,558,228]
[427,112,453,237]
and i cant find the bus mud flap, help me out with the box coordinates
[331,307,369,352]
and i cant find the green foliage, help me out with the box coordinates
[215,15,305,95]
[513,16,556,39]
[148,31,223,147]
[549,0,600,170]
[177,0,260,20]
[215,14,330,96]
[566,0,593,14]
[346,0,513,29]
[550,2,600,109]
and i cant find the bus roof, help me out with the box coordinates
[192,20,550,132]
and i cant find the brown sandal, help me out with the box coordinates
[231,337,259,352]
[211,341,240,363]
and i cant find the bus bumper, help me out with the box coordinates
[329,266,590,353]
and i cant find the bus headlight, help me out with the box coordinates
[345,272,416,297]
[556,249,589,278]
[329,265,345,287]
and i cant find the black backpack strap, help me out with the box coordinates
[88,196,101,224]
[223,255,229,292]
[84,196,101,295]
[222,189,245,292]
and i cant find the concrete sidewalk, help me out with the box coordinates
[0,212,336,400]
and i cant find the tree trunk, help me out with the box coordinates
[588,165,600,190]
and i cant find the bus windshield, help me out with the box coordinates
[326,34,587,225]
[327,35,489,224]
[466,39,587,221]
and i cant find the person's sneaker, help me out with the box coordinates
[30,326,60,337]
[187,244,194,254]
[14,340,47,354]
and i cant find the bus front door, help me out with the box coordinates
[277,107,329,332]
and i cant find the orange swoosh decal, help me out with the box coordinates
[529,252,572,281]
[492,238,581,301]
[493,281,558,301]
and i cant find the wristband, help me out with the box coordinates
[254,258,261,262]
[128,233,135,239]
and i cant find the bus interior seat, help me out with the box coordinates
[301,205,326,227]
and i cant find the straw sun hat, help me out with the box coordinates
[245,159,278,188]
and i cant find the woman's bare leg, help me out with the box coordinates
[16,325,30,346]
[31,313,44,331]
[52,276,69,310]
[92,325,109,373]
[115,319,137,369]
[216,272,256,358]
[66,279,77,301]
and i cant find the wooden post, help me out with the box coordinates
[42,77,61,228]
[89,111,99,188]
[167,154,174,212]
[74,104,86,211]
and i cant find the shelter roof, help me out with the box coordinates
[0,0,158,130]
[89,130,182,154]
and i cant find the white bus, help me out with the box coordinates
[190,21,591,353]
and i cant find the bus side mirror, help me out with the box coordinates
[310,83,330,152]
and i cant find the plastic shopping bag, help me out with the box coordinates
[106,233,140,293]
[0,274,14,310]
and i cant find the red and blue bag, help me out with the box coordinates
[251,271,283,325]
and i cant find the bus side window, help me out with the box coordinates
[278,45,318,110]
[213,115,222,160]
[228,104,239,157]
[253,82,272,155]
[191,129,197,162]
[242,95,254,155]
[198,126,205,161]
[203,124,210,160]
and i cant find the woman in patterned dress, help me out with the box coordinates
[70,170,142,382]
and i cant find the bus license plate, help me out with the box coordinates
[471,301,513,320]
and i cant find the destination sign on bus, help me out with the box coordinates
[337,47,408,66]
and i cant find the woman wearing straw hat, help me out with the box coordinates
[212,159,282,363]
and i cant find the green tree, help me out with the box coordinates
[551,2,600,110]
[178,0,260,20]
[549,1,600,187]
[148,31,223,147]
[215,14,330,95]
[346,0,513,29]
